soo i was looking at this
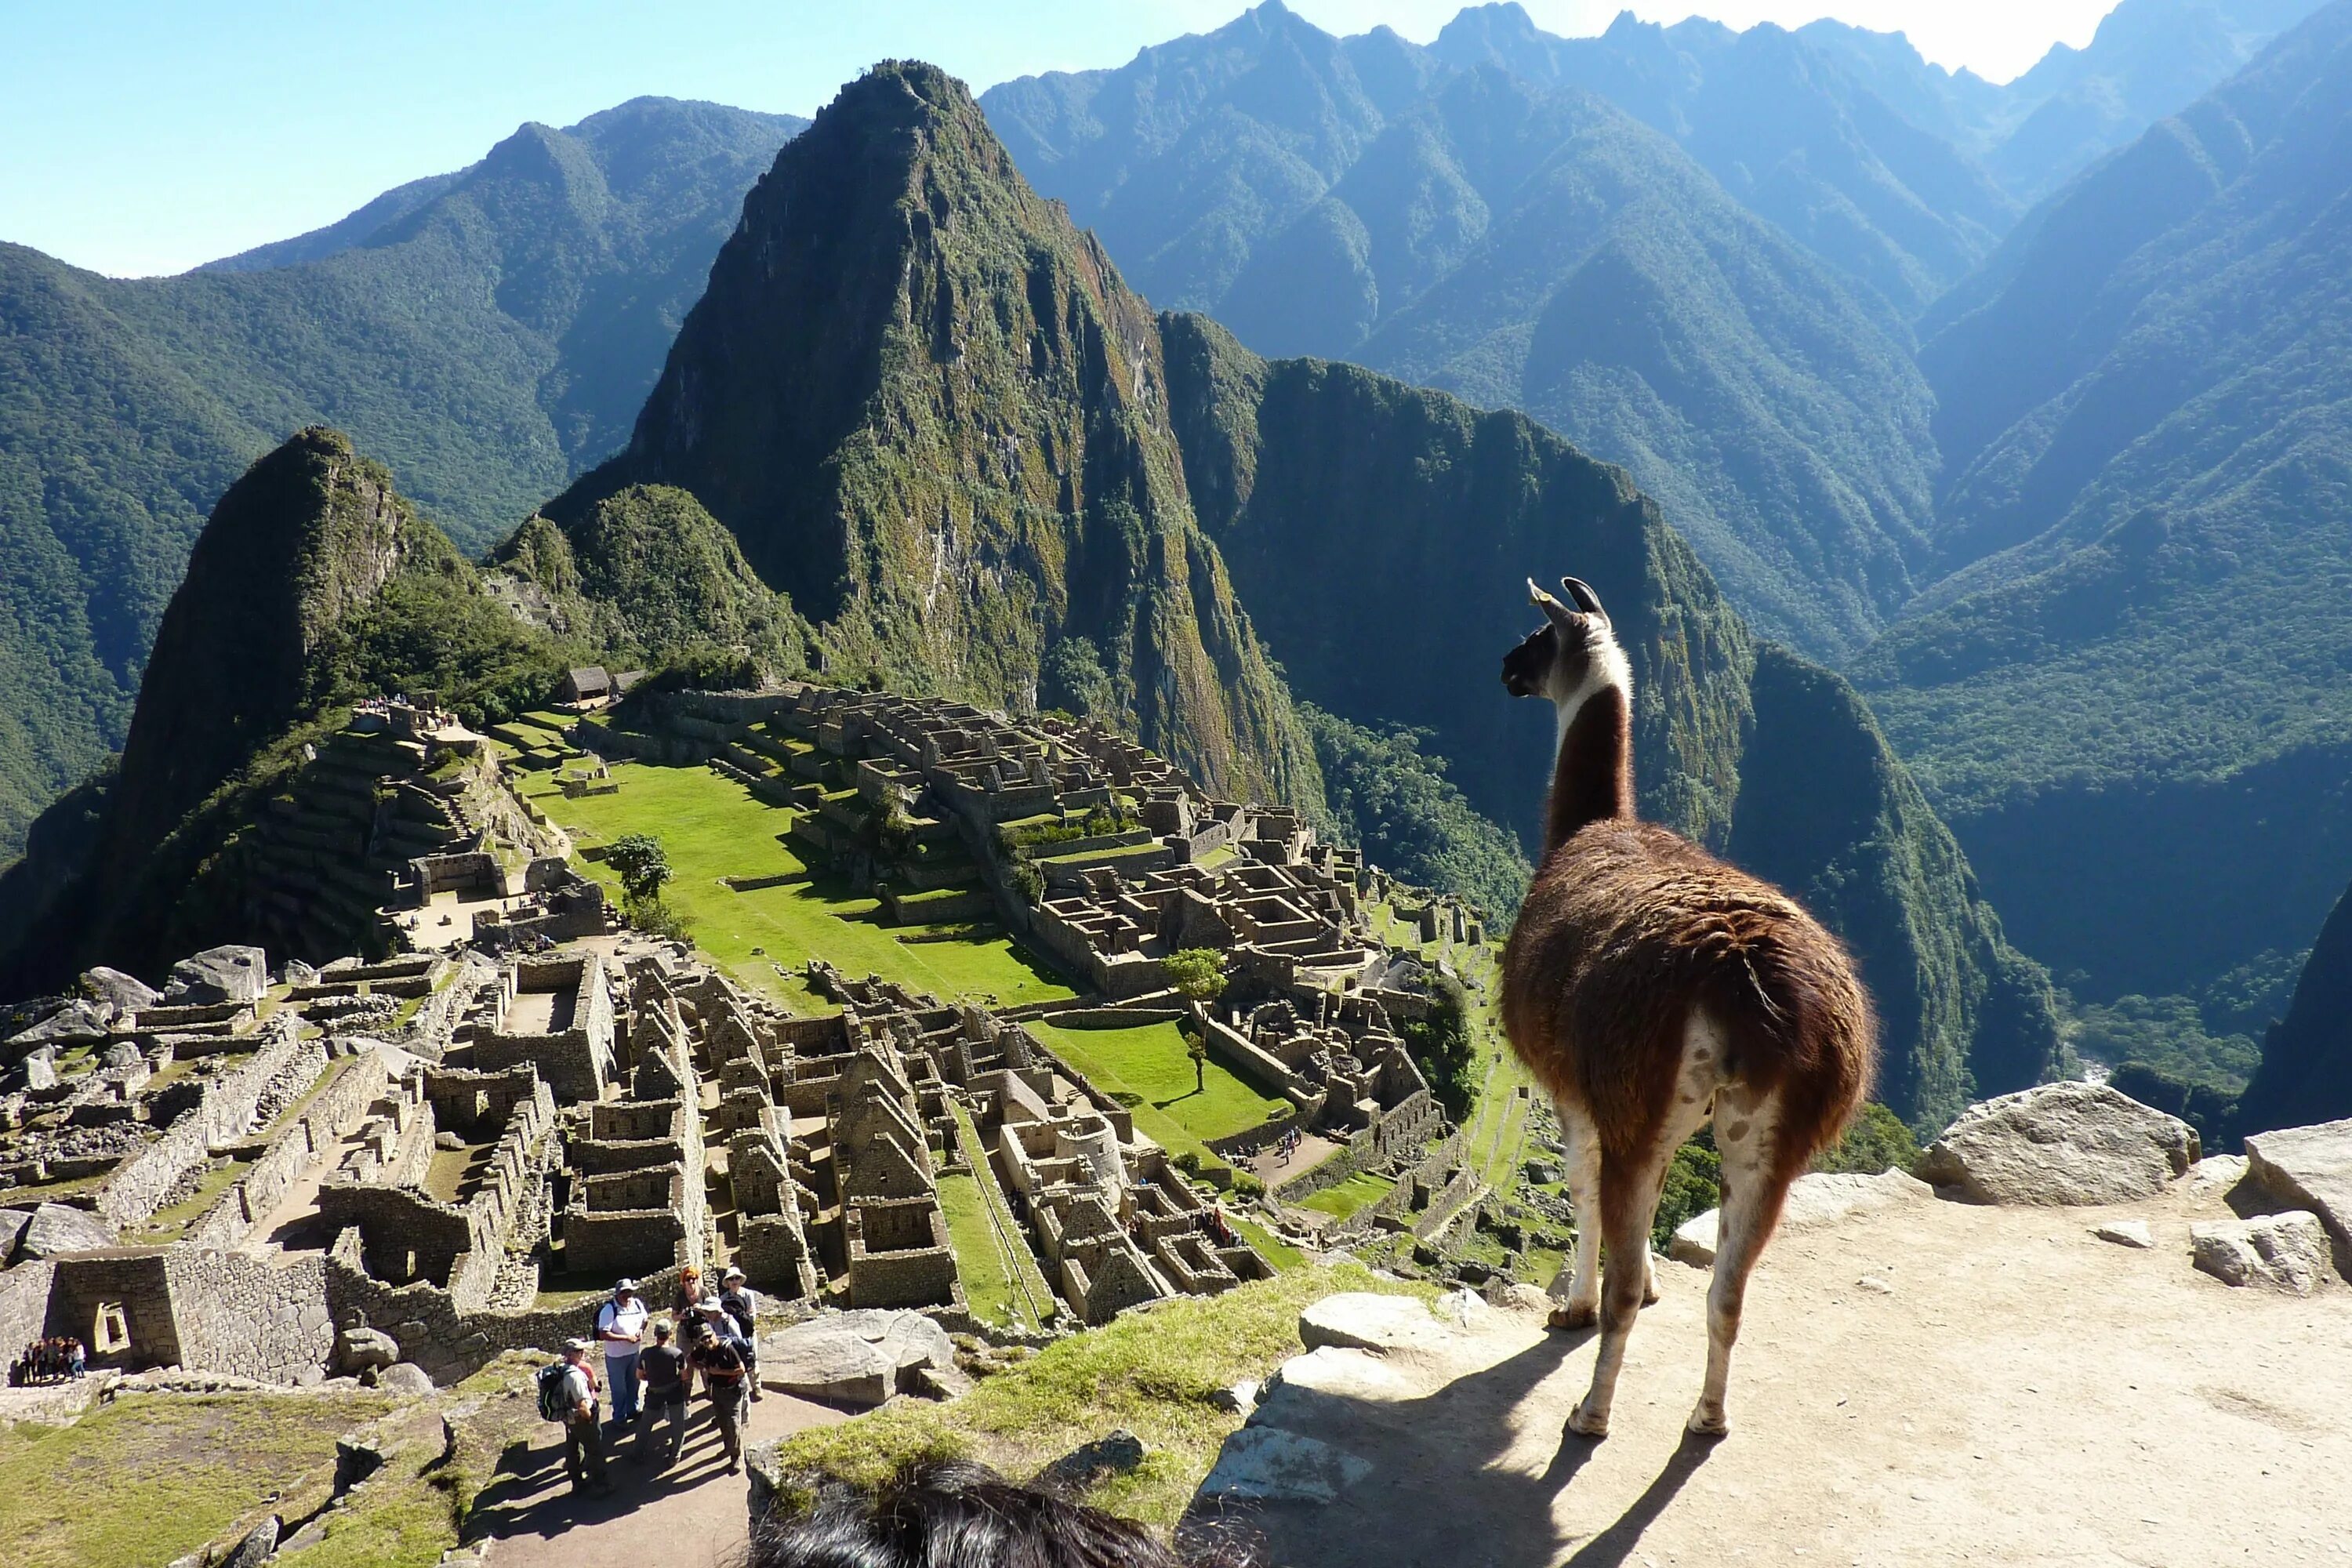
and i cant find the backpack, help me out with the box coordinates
[535,1361,573,1423]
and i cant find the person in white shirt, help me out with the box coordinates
[559,1338,611,1495]
[594,1279,649,1431]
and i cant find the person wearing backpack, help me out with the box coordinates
[546,1339,612,1497]
[634,1318,690,1469]
[594,1279,649,1432]
[686,1316,751,1474]
[719,1265,763,1403]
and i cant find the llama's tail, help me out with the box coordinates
[1696,911,1876,1172]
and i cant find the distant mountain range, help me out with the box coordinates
[0,97,804,855]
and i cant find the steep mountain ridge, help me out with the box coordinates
[985,13,1938,659]
[554,62,1320,809]
[1855,0,2352,1004]
[0,96,804,860]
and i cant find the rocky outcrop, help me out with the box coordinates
[2190,1214,2331,1296]
[1918,1083,2198,1205]
[83,966,161,1016]
[165,945,269,1005]
[1671,1167,1933,1266]
[755,1308,956,1406]
[10,1202,119,1259]
[2241,1119,2352,1282]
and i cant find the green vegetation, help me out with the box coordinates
[0,100,804,861]
[1301,704,1530,920]
[605,832,672,901]
[1653,1132,1722,1251]
[765,1262,1423,1526]
[0,1392,390,1568]
[1813,1103,1922,1176]
[1298,1170,1396,1221]
[1025,1018,1289,1165]
[1162,949,1227,1008]
[1399,971,1480,1123]
[527,760,1071,1010]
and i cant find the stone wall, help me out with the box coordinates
[161,1248,334,1383]
[91,1025,324,1229]
[46,1250,180,1370]
[185,1050,392,1249]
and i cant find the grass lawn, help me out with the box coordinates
[942,1105,1055,1331]
[1226,1212,1305,1272]
[0,1392,392,1568]
[524,761,1073,1011]
[1023,1020,1287,1166]
[764,1262,1426,1527]
[1297,1170,1396,1221]
[131,1156,255,1241]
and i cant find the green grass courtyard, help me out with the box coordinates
[1022,1018,1289,1169]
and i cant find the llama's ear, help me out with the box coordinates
[1530,578,1578,635]
[1560,576,1610,626]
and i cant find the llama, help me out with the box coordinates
[1499,575,1872,1438]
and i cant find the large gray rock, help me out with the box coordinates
[16,1051,56,1094]
[2242,1118,2352,1282]
[15,1202,118,1258]
[2190,1212,2330,1295]
[376,1362,435,1397]
[1918,1083,2198,1205]
[1298,1290,1486,1355]
[6,998,113,1045]
[336,1324,401,1374]
[82,966,160,1018]
[757,1310,954,1406]
[0,1207,33,1262]
[1671,1167,1933,1265]
[165,944,268,1005]
[221,1514,279,1568]
[1196,1425,1372,1505]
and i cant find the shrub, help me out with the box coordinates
[1811,1102,1921,1175]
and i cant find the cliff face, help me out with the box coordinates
[2238,880,2352,1134]
[1160,313,2060,1131]
[554,62,1319,808]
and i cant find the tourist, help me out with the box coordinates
[745,1457,1231,1567]
[559,1338,612,1497]
[720,1265,763,1403]
[687,1316,752,1475]
[66,1337,84,1379]
[635,1319,690,1469]
[596,1278,649,1431]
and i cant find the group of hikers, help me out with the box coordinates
[7,1336,86,1386]
[543,1263,764,1497]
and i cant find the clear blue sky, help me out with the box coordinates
[0,1,2117,278]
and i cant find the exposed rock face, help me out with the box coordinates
[1918,1083,2198,1205]
[336,1323,401,1374]
[2242,1119,2352,1282]
[1672,1167,1933,1265]
[165,945,269,1005]
[1298,1290,1485,1355]
[376,1362,436,1396]
[2093,1219,2155,1250]
[14,1202,119,1258]
[0,1207,33,1261]
[222,1515,281,1568]
[2191,1213,2330,1296]
[755,1308,955,1406]
[82,966,160,1017]
[5,999,111,1044]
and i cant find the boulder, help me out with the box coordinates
[1032,1429,1146,1493]
[336,1324,401,1374]
[1196,1425,1372,1505]
[1671,1167,1933,1265]
[1918,1083,2198,1205]
[376,1362,435,1397]
[101,1043,143,1071]
[165,944,268,1005]
[2093,1219,2155,1249]
[7,998,114,1045]
[2242,1118,2352,1282]
[2190,1212,2330,1295]
[82,966,160,1018]
[221,1514,279,1568]
[15,1202,118,1258]
[16,1052,56,1093]
[278,959,320,989]
[757,1309,954,1406]
[1209,1377,1261,1415]
[1298,1290,1486,1355]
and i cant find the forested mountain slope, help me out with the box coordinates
[984,5,1937,659]
[1855,0,2352,1007]
[0,97,803,861]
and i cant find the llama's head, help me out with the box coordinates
[1502,576,1624,706]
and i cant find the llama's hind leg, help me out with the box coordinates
[1565,1149,1664,1438]
[1689,1086,1793,1438]
[1547,1100,1603,1330]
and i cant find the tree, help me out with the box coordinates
[605,833,671,902]
[1164,948,1228,1008]
[1399,971,1479,1121]
[1187,1031,1209,1095]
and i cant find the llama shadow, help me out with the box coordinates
[1177,1324,1716,1568]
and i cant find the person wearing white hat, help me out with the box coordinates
[595,1279,648,1432]
[559,1338,612,1496]
[719,1265,762,1403]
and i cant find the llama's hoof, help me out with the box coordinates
[1686,1403,1730,1439]
[1566,1401,1610,1439]
[1548,1302,1597,1332]
[1642,1274,1663,1305]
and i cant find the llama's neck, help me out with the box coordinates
[1544,655,1635,858]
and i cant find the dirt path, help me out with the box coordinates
[1188,1181,2352,1566]
[469,1392,848,1568]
